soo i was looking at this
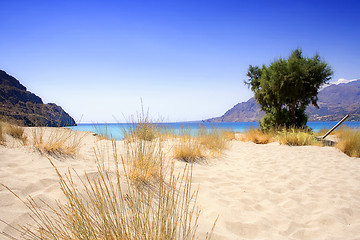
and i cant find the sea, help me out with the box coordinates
[68,121,360,141]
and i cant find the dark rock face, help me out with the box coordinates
[206,80,360,122]
[0,70,76,127]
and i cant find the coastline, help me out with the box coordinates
[69,121,360,141]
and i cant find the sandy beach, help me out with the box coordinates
[1,128,360,239]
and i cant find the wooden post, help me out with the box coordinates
[322,114,349,139]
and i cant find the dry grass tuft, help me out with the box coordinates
[239,128,275,144]
[317,128,330,137]
[222,130,236,141]
[197,127,229,157]
[2,139,215,239]
[124,121,158,142]
[124,106,159,142]
[122,110,166,185]
[32,128,83,157]
[93,124,113,140]
[173,136,205,163]
[5,124,28,145]
[240,128,322,146]
[277,128,320,146]
[124,139,164,185]
[334,127,360,158]
[172,126,232,161]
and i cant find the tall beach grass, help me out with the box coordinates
[334,127,360,158]
[172,126,232,162]
[3,137,215,239]
[31,127,84,157]
[3,123,28,145]
[239,128,275,144]
[93,123,112,140]
[123,105,159,142]
[197,126,228,157]
[123,137,165,185]
[173,133,205,163]
[1,109,218,239]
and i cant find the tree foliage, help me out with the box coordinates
[246,49,333,131]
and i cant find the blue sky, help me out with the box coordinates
[1,0,359,122]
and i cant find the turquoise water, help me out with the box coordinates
[69,121,360,140]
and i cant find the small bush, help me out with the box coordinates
[240,128,322,146]
[277,128,319,146]
[335,128,360,158]
[239,128,275,144]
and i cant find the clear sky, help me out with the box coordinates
[1,0,359,123]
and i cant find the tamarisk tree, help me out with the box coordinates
[246,49,333,131]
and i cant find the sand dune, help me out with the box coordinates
[193,142,360,239]
[1,128,360,239]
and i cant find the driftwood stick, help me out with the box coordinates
[322,114,349,139]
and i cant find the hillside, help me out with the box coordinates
[206,80,360,122]
[0,70,76,126]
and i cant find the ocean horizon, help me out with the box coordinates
[69,121,360,140]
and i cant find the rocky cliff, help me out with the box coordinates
[206,80,360,122]
[0,70,76,126]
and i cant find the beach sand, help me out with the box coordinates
[1,128,360,239]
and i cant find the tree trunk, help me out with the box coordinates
[290,101,296,126]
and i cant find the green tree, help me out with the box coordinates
[246,49,333,131]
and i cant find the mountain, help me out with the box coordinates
[206,98,265,122]
[0,70,76,126]
[206,80,360,122]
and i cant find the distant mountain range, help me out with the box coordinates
[0,70,76,126]
[206,79,360,122]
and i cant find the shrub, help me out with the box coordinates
[335,128,360,158]
[277,128,320,146]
